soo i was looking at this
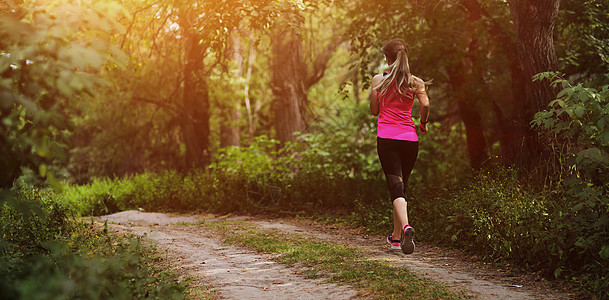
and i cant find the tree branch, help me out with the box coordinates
[305,39,343,89]
[459,0,518,65]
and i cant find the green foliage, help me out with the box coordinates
[0,185,186,300]
[10,231,185,300]
[0,187,71,267]
[296,102,380,180]
[557,0,609,83]
[419,167,550,262]
[0,0,127,188]
[58,102,387,215]
[409,74,608,297]
[210,135,287,178]
[531,73,609,296]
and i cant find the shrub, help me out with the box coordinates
[412,74,608,298]
[531,73,609,295]
[0,186,186,299]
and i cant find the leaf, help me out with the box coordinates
[574,105,585,117]
[46,171,63,193]
[39,164,47,177]
[600,246,609,259]
[554,267,563,279]
[556,89,569,100]
[572,203,585,211]
[36,136,51,158]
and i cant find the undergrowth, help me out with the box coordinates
[49,86,609,298]
[0,187,187,299]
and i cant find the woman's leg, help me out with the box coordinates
[397,141,419,254]
[392,197,408,238]
[393,141,418,237]
[377,138,408,238]
[378,139,418,246]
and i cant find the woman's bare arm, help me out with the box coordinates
[369,74,383,116]
[414,78,430,134]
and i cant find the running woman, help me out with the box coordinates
[369,38,430,255]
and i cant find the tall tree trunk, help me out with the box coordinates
[458,98,487,170]
[507,0,561,160]
[219,106,241,148]
[446,6,488,170]
[270,20,308,143]
[460,0,525,164]
[181,32,210,170]
[269,9,341,143]
[448,65,488,170]
[244,37,256,138]
[220,34,243,148]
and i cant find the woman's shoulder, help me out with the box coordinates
[373,73,385,80]
[371,73,385,86]
[411,74,431,91]
[411,75,425,85]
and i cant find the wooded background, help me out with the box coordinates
[3,0,607,183]
[1,0,609,297]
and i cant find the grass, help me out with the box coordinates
[198,221,468,299]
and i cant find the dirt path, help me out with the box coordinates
[99,211,573,299]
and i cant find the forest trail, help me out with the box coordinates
[99,211,572,299]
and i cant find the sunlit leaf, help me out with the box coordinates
[39,164,47,177]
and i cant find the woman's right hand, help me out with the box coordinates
[418,123,428,134]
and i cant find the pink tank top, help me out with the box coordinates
[377,82,418,142]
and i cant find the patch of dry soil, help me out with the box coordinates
[99,211,574,299]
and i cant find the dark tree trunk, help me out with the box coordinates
[269,10,341,143]
[447,71,488,170]
[180,34,210,170]
[507,0,561,160]
[458,100,487,170]
[446,6,488,170]
[460,0,525,164]
[448,71,487,170]
[270,19,308,143]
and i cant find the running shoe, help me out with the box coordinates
[400,225,415,254]
[386,233,401,250]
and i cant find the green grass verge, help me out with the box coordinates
[199,221,468,300]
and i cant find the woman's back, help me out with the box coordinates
[377,83,418,141]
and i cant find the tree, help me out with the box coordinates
[218,34,245,148]
[0,0,126,187]
[506,0,561,160]
[345,0,569,169]
[556,0,609,83]
[68,0,279,178]
[269,1,343,143]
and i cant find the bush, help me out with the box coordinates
[532,73,609,295]
[415,74,609,298]
[51,80,608,296]
[0,186,186,299]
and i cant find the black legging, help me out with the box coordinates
[377,137,419,201]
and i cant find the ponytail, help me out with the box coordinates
[375,39,424,97]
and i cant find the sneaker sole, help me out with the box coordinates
[388,243,401,250]
[401,227,415,254]
[387,236,401,250]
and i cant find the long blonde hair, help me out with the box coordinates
[376,38,419,96]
